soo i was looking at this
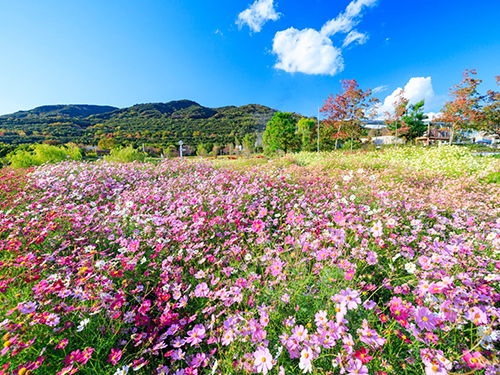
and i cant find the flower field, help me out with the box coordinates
[1,146,500,375]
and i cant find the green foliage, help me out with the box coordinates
[197,144,208,157]
[97,137,118,150]
[401,100,428,141]
[483,171,500,183]
[297,118,316,151]
[263,112,298,154]
[104,146,146,163]
[341,139,361,151]
[7,144,82,168]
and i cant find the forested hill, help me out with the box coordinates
[0,100,278,147]
[5,104,119,119]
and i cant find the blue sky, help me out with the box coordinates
[1,0,499,118]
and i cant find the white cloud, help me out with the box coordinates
[236,0,281,33]
[273,28,344,76]
[372,85,388,94]
[272,0,377,75]
[425,112,441,122]
[321,0,377,37]
[342,30,368,47]
[377,77,436,115]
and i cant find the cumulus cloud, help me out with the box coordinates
[273,28,344,76]
[377,77,436,115]
[342,30,368,47]
[272,0,377,75]
[236,0,281,33]
[425,112,441,121]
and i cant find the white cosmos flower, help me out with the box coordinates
[405,262,416,274]
[76,318,90,332]
[486,232,497,240]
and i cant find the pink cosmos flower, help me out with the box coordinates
[107,348,122,365]
[346,359,368,375]
[421,349,451,375]
[221,330,234,346]
[468,307,487,325]
[252,219,264,233]
[55,338,68,349]
[270,259,283,277]
[366,251,378,265]
[371,220,383,237]
[80,347,94,365]
[462,351,485,369]
[357,320,386,348]
[63,350,83,365]
[415,307,437,331]
[194,282,209,298]
[340,288,361,310]
[354,347,373,364]
[315,310,328,327]
[291,325,308,342]
[253,347,273,375]
[186,324,206,346]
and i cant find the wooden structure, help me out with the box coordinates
[416,123,451,146]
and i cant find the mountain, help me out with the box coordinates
[0,100,279,147]
[4,104,118,119]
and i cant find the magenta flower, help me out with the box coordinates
[252,219,264,233]
[462,351,485,369]
[253,347,273,375]
[62,350,84,365]
[107,348,122,365]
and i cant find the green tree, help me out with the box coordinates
[197,144,208,157]
[242,133,255,158]
[297,118,315,151]
[98,138,118,150]
[401,100,428,142]
[263,112,298,154]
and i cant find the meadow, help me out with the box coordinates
[0,146,499,375]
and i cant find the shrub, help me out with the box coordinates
[7,144,82,168]
[104,146,146,163]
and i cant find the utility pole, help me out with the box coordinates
[179,140,183,159]
[317,107,320,153]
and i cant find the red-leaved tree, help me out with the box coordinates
[482,75,500,137]
[440,69,484,144]
[321,79,379,151]
[383,89,409,145]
